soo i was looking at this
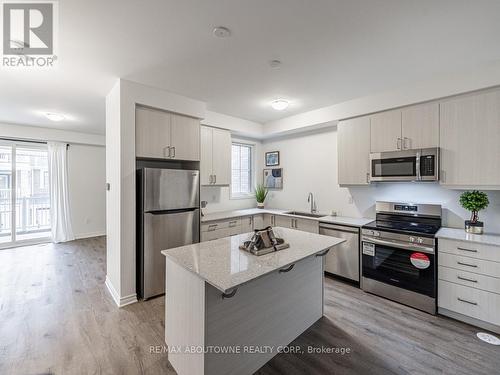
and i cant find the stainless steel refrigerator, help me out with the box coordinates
[137,168,200,299]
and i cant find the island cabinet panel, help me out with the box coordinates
[165,259,205,375]
[439,89,500,189]
[204,255,323,375]
[337,116,371,185]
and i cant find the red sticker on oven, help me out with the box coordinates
[410,252,430,269]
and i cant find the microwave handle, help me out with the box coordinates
[416,151,421,181]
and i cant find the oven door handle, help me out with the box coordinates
[363,237,435,254]
[416,150,421,181]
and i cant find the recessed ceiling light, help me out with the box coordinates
[45,112,65,122]
[271,99,289,111]
[213,26,231,38]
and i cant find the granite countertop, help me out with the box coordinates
[318,215,373,227]
[202,207,372,227]
[201,208,288,222]
[161,227,345,293]
[436,227,500,247]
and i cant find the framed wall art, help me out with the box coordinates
[263,168,283,189]
[265,151,280,166]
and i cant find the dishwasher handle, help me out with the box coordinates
[319,223,359,234]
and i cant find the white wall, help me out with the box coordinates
[262,127,500,234]
[68,144,106,238]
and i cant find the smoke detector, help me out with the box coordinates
[213,26,231,38]
[269,60,282,68]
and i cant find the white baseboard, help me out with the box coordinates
[75,231,106,240]
[105,276,138,308]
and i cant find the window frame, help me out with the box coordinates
[230,141,255,200]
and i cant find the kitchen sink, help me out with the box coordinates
[284,211,324,218]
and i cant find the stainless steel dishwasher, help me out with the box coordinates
[319,222,360,282]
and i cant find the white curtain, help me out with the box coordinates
[48,142,75,243]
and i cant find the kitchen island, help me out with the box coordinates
[161,227,345,375]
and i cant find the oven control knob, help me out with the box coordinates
[409,236,415,243]
[417,238,424,244]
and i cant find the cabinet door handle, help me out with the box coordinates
[397,137,402,150]
[214,175,216,184]
[457,297,477,306]
[229,221,238,227]
[222,288,238,299]
[457,261,478,268]
[404,137,410,150]
[279,264,295,273]
[208,224,218,231]
[171,146,176,158]
[164,146,171,158]
[366,172,370,183]
[316,249,330,257]
[294,219,298,228]
[457,275,478,283]
[209,175,213,184]
[457,247,478,253]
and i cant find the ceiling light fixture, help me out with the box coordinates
[213,26,231,38]
[271,99,289,111]
[45,112,66,122]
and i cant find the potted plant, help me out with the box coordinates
[255,184,268,209]
[459,190,489,234]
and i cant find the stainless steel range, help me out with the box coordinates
[361,201,442,314]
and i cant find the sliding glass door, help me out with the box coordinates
[0,141,51,248]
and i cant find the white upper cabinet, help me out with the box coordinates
[402,102,439,150]
[200,126,231,186]
[135,106,200,161]
[170,113,200,161]
[370,110,402,152]
[337,116,371,185]
[439,89,500,189]
[200,126,213,185]
[136,106,171,159]
[370,104,439,153]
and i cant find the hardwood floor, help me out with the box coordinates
[0,237,498,375]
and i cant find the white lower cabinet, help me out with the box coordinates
[201,213,319,242]
[253,214,264,229]
[201,218,241,242]
[438,237,500,333]
[241,216,254,234]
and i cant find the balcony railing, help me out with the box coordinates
[0,196,50,236]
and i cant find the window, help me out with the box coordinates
[0,142,50,246]
[231,142,253,197]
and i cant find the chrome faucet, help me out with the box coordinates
[307,192,317,213]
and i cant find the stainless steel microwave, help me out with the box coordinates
[370,148,439,182]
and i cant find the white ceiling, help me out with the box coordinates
[2,0,500,135]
